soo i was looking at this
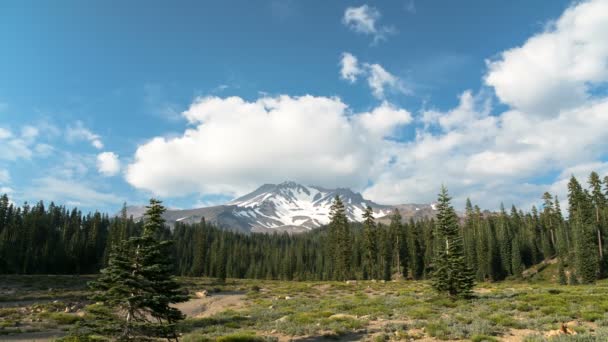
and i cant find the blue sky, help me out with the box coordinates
[1,0,607,213]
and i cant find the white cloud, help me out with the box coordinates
[126,95,412,197]
[364,88,608,209]
[66,121,103,149]
[355,102,412,137]
[0,123,58,160]
[0,130,34,161]
[339,52,362,83]
[343,4,394,43]
[97,152,121,177]
[422,91,491,131]
[0,128,12,139]
[485,0,608,115]
[365,63,406,99]
[339,53,408,99]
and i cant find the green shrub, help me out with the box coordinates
[580,310,603,322]
[425,321,450,339]
[47,312,81,325]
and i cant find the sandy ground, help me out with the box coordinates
[172,291,247,318]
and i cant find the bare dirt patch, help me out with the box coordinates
[173,291,246,318]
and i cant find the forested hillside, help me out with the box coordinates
[1,171,607,285]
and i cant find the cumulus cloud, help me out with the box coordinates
[365,90,608,209]
[339,53,408,99]
[342,4,395,43]
[66,121,103,149]
[422,91,491,131]
[485,0,608,115]
[126,95,412,197]
[97,152,121,176]
[355,102,412,137]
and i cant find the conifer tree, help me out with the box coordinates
[362,206,377,280]
[389,209,405,279]
[89,199,187,341]
[588,172,605,260]
[377,223,393,281]
[511,237,523,277]
[568,176,600,282]
[217,236,228,283]
[463,199,478,277]
[431,186,475,298]
[329,196,351,280]
[191,219,206,276]
[497,203,512,277]
[576,222,598,284]
[474,206,490,281]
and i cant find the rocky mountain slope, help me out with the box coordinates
[126,181,436,233]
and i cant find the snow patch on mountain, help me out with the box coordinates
[124,181,437,234]
[227,181,392,231]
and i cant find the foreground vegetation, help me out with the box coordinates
[2,274,608,341]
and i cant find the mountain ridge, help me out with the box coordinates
[126,181,437,233]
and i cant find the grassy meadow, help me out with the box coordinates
[2,264,608,341]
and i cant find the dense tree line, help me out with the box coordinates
[1,171,607,285]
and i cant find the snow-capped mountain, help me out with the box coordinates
[125,181,436,234]
[226,181,393,232]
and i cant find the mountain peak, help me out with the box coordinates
[277,180,300,187]
[225,182,392,232]
[125,182,437,234]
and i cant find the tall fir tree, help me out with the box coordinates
[329,196,351,281]
[431,186,475,298]
[361,206,377,280]
[511,237,523,278]
[569,176,599,283]
[190,219,207,276]
[89,199,187,341]
[389,209,405,279]
[588,172,605,262]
